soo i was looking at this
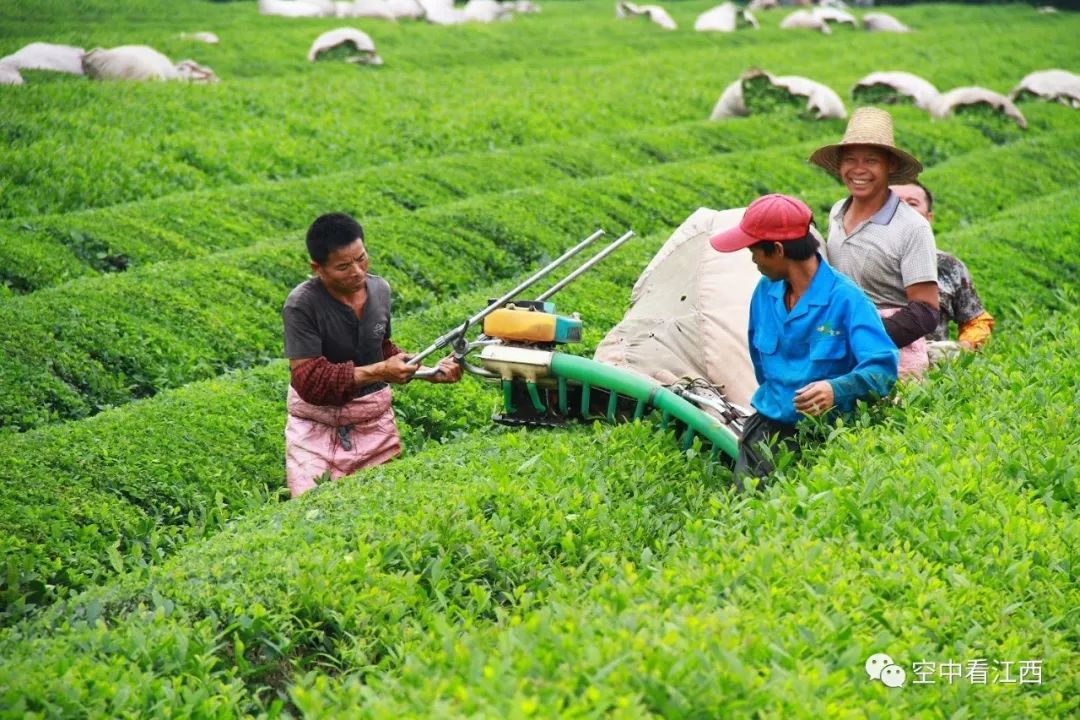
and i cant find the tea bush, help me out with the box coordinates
[1,2,1075,217]
[0,422,731,717]
[0,116,841,293]
[0,236,659,623]
[936,188,1080,314]
[2,1,1079,715]
[1,310,1076,717]
[1,105,1014,294]
[0,142,833,431]
[4,126,1078,432]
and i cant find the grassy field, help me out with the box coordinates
[1,1,1078,717]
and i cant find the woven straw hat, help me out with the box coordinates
[809,107,922,184]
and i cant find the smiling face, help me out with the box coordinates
[313,238,369,296]
[839,145,896,203]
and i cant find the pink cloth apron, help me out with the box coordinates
[878,307,929,380]
[285,385,401,498]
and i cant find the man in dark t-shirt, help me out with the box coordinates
[281,212,461,497]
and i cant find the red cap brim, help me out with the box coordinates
[709,226,757,253]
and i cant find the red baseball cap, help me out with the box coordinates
[710,194,813,253]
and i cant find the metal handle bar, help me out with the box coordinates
[408,228,606,365]
[535,230,636,302]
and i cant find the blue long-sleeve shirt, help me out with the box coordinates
[748,255,899,425]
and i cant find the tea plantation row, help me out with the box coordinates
[3,124,1079,432]
[1,305,1076,717]
[0,116,843,293]
[2,1,1078,715]
[3,178,1076,629]
[0,138,819,430]
[1,2,1075,217]
[0,104,1032,295]
[0,241,660,625]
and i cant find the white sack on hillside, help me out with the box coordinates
[1036,5,1057,13]
[780,9,831,34]
[83,46,218,82]
[748,0,778,10]
[771,73,847,119]
[179,32,220,44]
[259,0,329,17]
[464,0,512,23]
[336,0,398,20]
[1009,69,1080,109]
[852,70,940,111]
[594,207,764,410]
[307,27,384,64]
[83,46,181,81]
[509,1,541,13]
[421,0,468,24]
[616,2,678,31]
[354,0,400,21]
[863,12,910,32]
[710,68,846,121]
[695,4,736,32]
[174,60,220,82]
[812,7,856,26]
[0,42,85,75]
[383,0,425,18]
[0,63,23,85]
[694,3,758,32]
[709,78,748,119]
[931,87,1028,129]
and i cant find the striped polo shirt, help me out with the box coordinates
[825,191,937,310]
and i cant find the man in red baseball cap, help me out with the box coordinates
[711,194,898,488]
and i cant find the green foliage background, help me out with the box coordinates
[1,1,1078,717]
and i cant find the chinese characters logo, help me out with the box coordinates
[865,653,1043,689]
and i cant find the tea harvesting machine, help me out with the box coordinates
[408,229,744,461]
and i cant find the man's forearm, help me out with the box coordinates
[291,357,393,406]
[352,361,388,387]
[291,357,357,406]
[829,359,898,408]
[882,301,939,348]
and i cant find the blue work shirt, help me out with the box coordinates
[748,254,899,425]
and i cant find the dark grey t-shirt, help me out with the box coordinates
[282,275,392,367]
[930,251,987,342]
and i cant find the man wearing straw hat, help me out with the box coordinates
[809,107,939,378]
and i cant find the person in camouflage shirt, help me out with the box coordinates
[890,182,995,351]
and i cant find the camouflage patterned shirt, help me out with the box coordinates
[932,252,987,341]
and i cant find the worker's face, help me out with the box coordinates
[749,242,785,281]
[839,146,895,201]
[890,183,934,223]
[313,239,369,295]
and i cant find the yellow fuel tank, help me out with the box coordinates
[483,307,557,343]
